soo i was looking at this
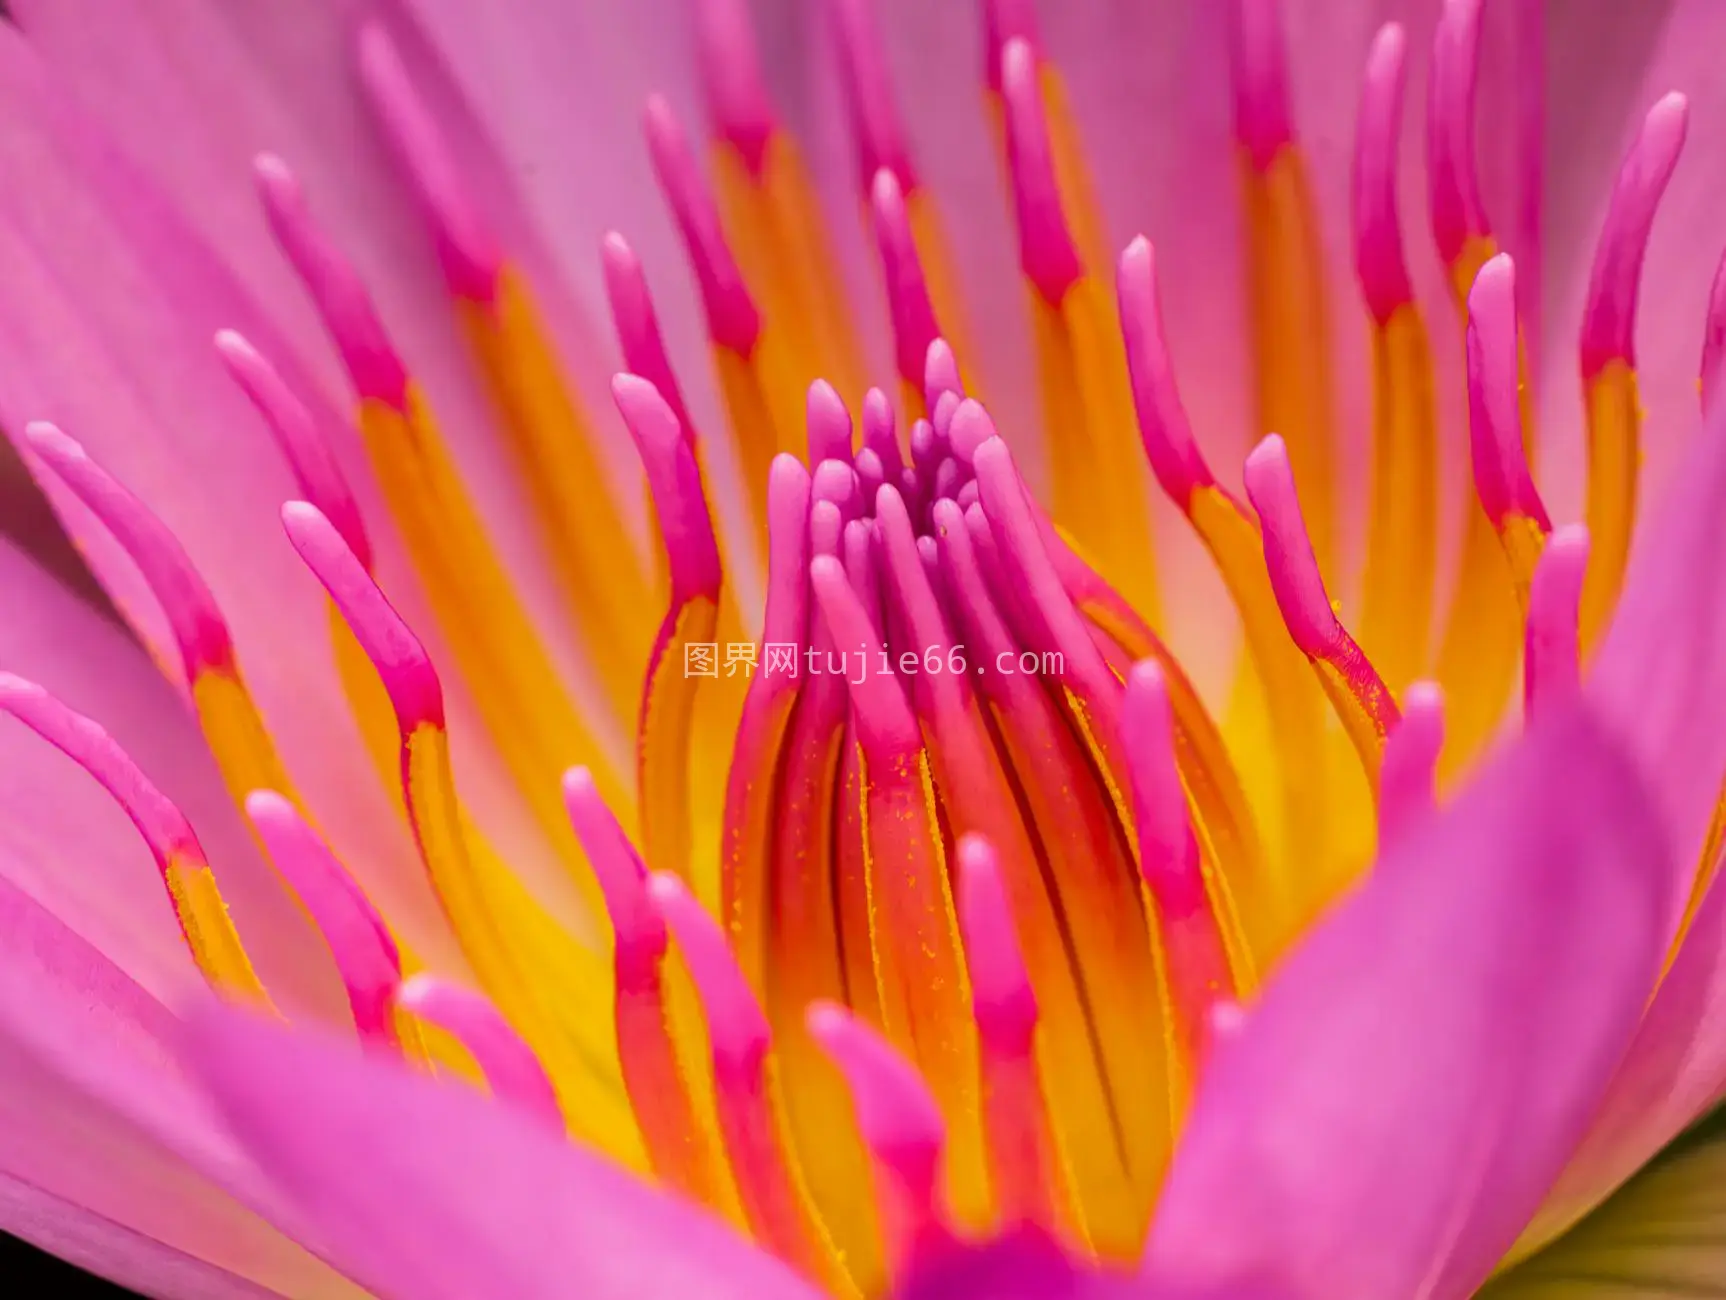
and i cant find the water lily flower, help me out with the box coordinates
[3,0,1726,1296]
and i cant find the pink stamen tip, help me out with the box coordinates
[856,448,887,502]
[1465,255,1550,530]
[807,380,856,466]
[253,154,410,407]
[692,0,777,174]
[955,835,1037,1048]
[1427,0,1490,264]
[1524,525,1589,720]
[812,458,864,523]
[930,392,962,445]
[1001,38,1082,305]
[355,22,502,304]
[1353,24,1415,322]
[613,374,722,601]
[762,456,814,667]
[643,97,762,354]
[873,169,943,385]
[0,673,207,875]
[602,233,696,438]
[215,331,374,573]
[811,499,844,562]
[245,790,400,1042]
[1377,682,1443,851]
[1242,434,1344,659]
[1122,662,1205,918]
[563,767,665,981]
[843,516,884,632]
[23,422,233,680]
[810,553,919,758]
[649,872,770,1077]
[981,0,1041,93]
[946,397,998,467]
[1579,92,1689,378]
[832,0,918,193]
[1229,0,1295,171]
[806,1000,947,1260]
[281,501,443,732]
[863,387,906,478]
[395,975,564,1128]
[1116,238,1217,506]
[923,339,965,411]
[1705,248,1726,416]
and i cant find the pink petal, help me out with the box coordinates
[182,1002,827,1300]
[0,862,359,1297]
[0,537,342,1015]
[1537,0,1721,524]
[1144,704,1668,1299]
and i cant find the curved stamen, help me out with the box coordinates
[1427,0,1489,271]
[355,22,502,303]
[644,96,763,356]
[255,154,409,407]
[1228,0,1294,172]
[979,0,1041,93]
[246,791,400,1043]
[24,423,232,681]
[808,1002,949,1274]
[691,0,777,173]
[0,675,265,999]
[1376,682,1444,854]
[807,380,856,467]
[1244,435,1400,781]
[215,331,374,573]
[831,0,916,193]
[1353,24,1414,324]
[395,974,564,1128]
[602,233,696,438]
[1524,525,1589,720]
[649,873,846,1289]
[1466,254,1550,602]
[873,168,944,388]
[1000,38,1081,305]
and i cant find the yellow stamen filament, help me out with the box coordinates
[1580,359,1642,650]
[459,270,656,729]
[638,595,721,885]
[164,854,272,1004]
[190,665,300,815]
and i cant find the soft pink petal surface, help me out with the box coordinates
[183,1002,827,1300]
[1144,704,1667,1299]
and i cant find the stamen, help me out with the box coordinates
[1703,249,1726,416]
[1524,525,1589,720]
[616,377,723,885]
[1578,93,1688,648]
[24,423,299,814]
[924,339,965,411]
[1376,682,1443,853]
[955,835,1066,1236]
[1352,23,1439,692]
[1228,0,1294,172]
[863,387,906,479]
[564,767,733,1211]
[980,0,1041,93]
[1244,435,1400,785]
[808,1002,949,1275]
[394,975,562,1127]
[813,459,865,524]
[0,675,267,1000]
[1427,0,1490,276]
[214,331,373,572]
[1466,254,1550,604]
[1000,38,1081,305]
[1121,663,1237,1069]
[354,23,502,303]
[692,0,777,174]
[650,873,851,1292]
[1117,239,1330,894]
[831,0,916,193]
[807,380,856,467]
[24,423,232,681]
[873,169,944,394]
[602,233,696,438]
[645,96,764,356]
[254,154,409,407]
[246,791,400,1043]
